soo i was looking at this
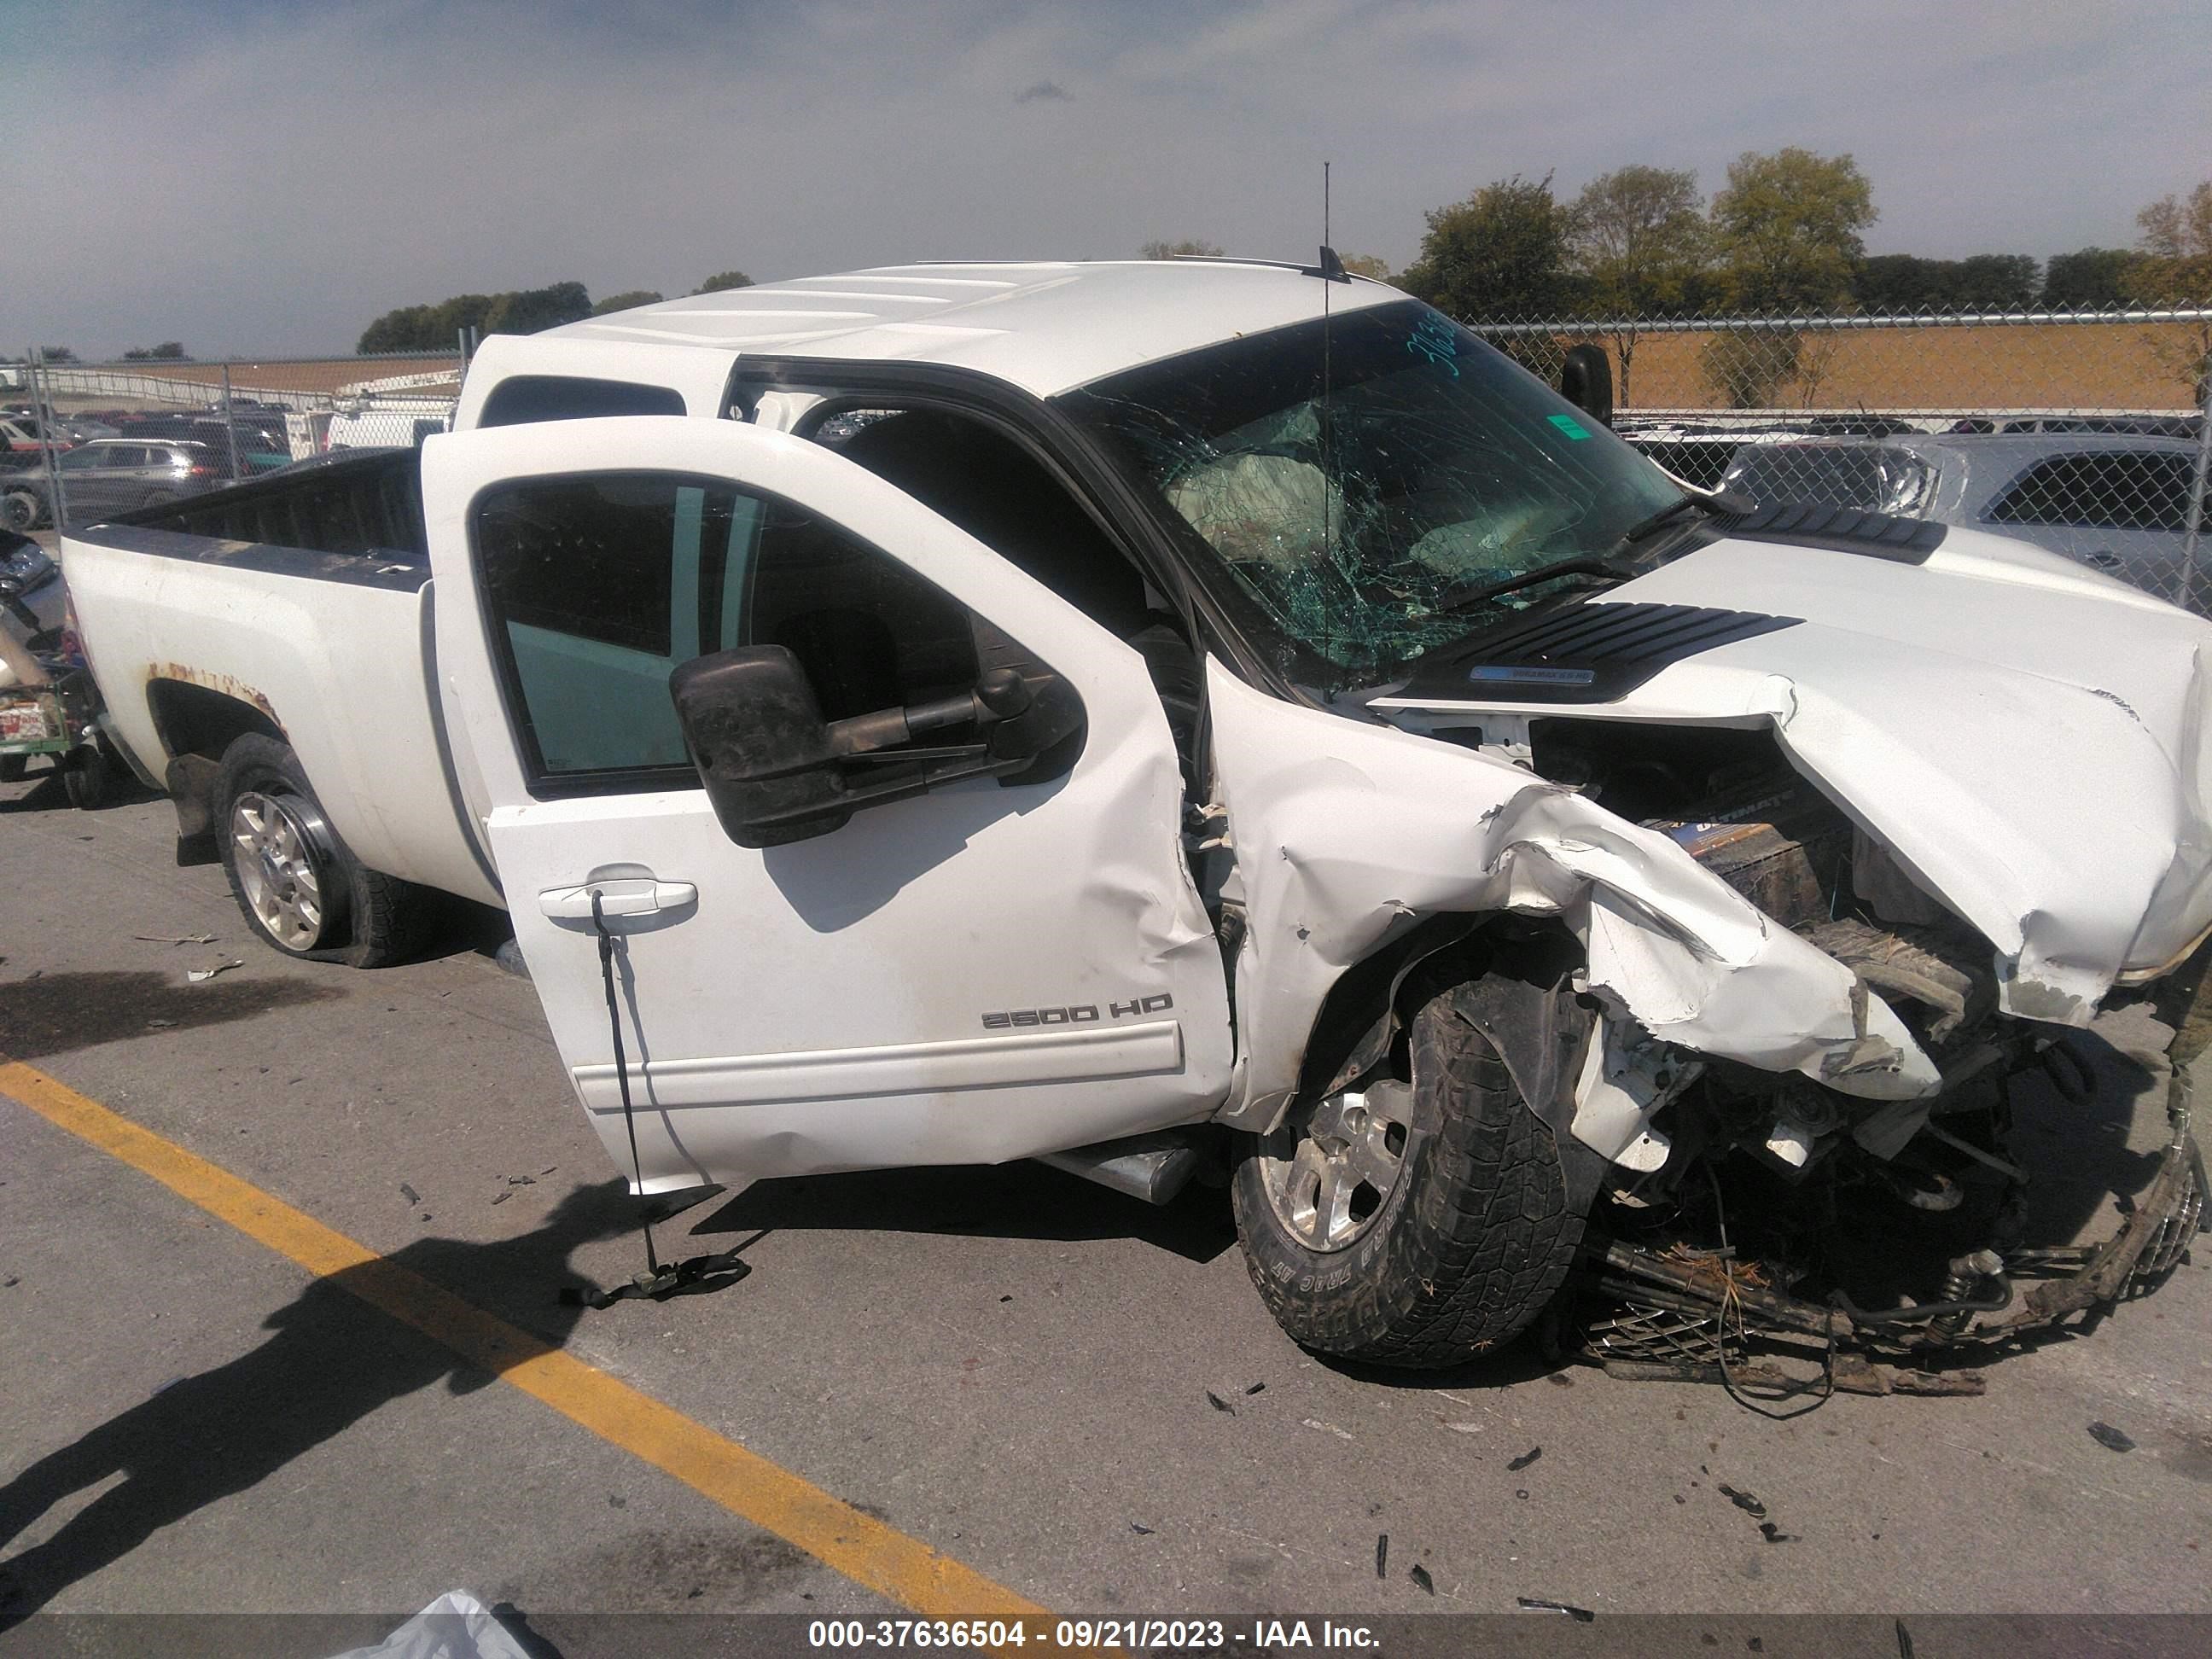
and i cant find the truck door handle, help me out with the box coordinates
[537,878,697,920]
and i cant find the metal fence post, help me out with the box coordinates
[2186,368,2212,617]
[220,362,241,481]
[29,347,67,534]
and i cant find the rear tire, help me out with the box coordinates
[0,754,26,783]
[61,742,112,810]
[1231,976,1586,1367]
[213,734,434,967]
[1,489,41,533]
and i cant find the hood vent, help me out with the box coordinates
[1396,602,1802,705]
[1713,500,1947,562]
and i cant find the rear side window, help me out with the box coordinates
[1987,452,2198,531]
[476,376,687,428]
[474,472,979,791]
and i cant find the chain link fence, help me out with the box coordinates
[9,311,2212,608]
[1469,306,2212,611]
[1,350,463,536]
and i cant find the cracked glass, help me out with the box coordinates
[1056,300,1681,693]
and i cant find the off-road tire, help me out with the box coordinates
[1231,980,1586,1367]
[0,754,26,783]
[213,734,434,968]
[1,489,42,533]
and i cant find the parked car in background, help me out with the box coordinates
[0,527,67,647]
[0,416,72,457]
[37,438,228,527]
[1720,433,2209,604]
[114,415,291,474]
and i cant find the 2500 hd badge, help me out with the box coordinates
[981,994,1176,1029]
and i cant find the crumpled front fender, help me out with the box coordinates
[1206,665,1941,1132]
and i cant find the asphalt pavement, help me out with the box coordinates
[3,763,2211,1633]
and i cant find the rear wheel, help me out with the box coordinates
[61,742,114,810]
[1231,976,1586,1367]
[0,754,26,783]
[213,734,433,967]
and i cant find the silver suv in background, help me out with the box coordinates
[1720,433,2209,605]
[0,438,228,530]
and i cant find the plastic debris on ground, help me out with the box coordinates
[324,1591,534,1659]
[1507,1447,1542,1471]
[2088,1421,2137,1452]
[187,959,244,982]
[1516,1596,1596,1621]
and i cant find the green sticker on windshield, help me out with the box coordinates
[1547,413,1592,440]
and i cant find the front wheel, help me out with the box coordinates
[213,734,434,967]
[1231,976,1587,1367]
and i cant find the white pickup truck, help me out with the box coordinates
[61,259,2212,1370]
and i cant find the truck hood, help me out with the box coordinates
[1370,525,2212,1022]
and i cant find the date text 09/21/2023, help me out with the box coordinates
[806,1619,1381,1650]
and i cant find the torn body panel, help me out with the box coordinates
[1204,662,1943,1138]
[1371,532,2212,1028]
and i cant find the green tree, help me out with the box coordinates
[38,346,77,363]
[2041,247,2137,309]
[122,341,189,361]
[482,282,591,335]
[591,289,665,317]
[1338,253,1394,281]
[1400,174,1571,323]
[1564,165,1712,400]
[358,284,591,353]
[2124,178,2212,395]
[1566,166,1709,311]
[1139,240,1225,259]
[1708,148,1877,311]
[693,270,755,294]
[1857,253,2038,311]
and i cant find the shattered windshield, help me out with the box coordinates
[1055,299,1684,691]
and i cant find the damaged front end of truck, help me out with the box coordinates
[1061,291,2211,1382]
[1202,649,2212,1391]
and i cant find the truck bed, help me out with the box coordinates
[61,449,504,908]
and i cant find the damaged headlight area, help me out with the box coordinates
[1533,718,2209,1396]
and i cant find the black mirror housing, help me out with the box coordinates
[671,646,1088,851]
[1560,344,1615,429]
[670,646,852,849]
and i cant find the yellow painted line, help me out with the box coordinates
[1,1055,1045,1622]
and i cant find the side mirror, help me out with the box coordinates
[670,645,1085,849]
[1560,345,1614,429]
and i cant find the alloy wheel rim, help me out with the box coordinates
[230,790,329,951]
[1258,1080,1413,1253]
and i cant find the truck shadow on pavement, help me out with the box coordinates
[0,969,341,1061]
[0,1181,641,1627]
[690,1162,1239,1265]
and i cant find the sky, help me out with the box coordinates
[4,0,2209,358]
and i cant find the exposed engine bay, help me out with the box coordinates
[1518,719,2207,1400]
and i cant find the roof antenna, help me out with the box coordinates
[1321,160,1335,563]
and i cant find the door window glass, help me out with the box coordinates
[474,472,978,790]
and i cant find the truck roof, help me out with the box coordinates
[541,259,1404,398]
